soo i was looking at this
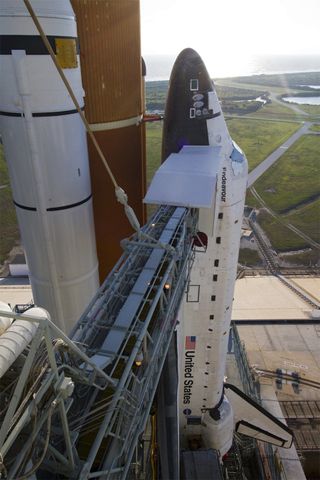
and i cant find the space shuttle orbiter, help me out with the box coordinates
[146,48,293,457]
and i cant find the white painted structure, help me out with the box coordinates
[147,75,292,457]
[0,1,99,333]
[0,301,13,335]
[0,306,42,379]
[8,253,29,277]
[176,101,248,455]
[8,263,29,277]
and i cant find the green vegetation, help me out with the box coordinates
[226,118,299,171]
[298,104,320,115]
[258,210,309,251]
[286,199,320,242]
[250,135,320,263]
[232,71,320,89]
[257,208,320,267]
[238,248,261,266]
[0,188,19,264]
[309,124,320,132]
[253,135,320,213]
[215,85,263,100]
[0,146,19,264]
[245,190,258,208]
[216,86,269,115]
[1,69,319,268]
[145,81,268,115]
[146,81,167,111]
[146,122,163,185]
[250,99,300,119]
[282,249,320,267]
[146,80,275,115]
[222,100,264,115]
[216,78,285,95]
[145,116,299,182]
[0,145,9,185]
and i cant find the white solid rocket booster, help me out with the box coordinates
[0,1,99,333]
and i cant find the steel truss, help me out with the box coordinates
[0,206,198,479]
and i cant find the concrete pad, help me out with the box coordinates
[0,285,33,307]
[232,276,312,320]
[237,322,320,404]
[290,277,320,303]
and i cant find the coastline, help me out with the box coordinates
[144,53,320,83]
[146,69,320,83]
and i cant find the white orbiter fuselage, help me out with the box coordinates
[175,68,247,455]
[146,48,293,458]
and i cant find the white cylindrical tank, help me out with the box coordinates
[0,301,13,335]
[0,306,44,379]
[0,1,99,333]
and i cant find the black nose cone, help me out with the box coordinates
[162,48,214,161]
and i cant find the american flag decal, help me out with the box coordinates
[185,336,196,350]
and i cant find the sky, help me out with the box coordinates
[140,0,320,61]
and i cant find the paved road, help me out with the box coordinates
[248,121,312,187]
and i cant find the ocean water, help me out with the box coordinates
[144,54,320,81]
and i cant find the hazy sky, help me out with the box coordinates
[140,0,320,57]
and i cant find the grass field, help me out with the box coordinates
[232,71,320,89]
[309,124,320,132]
[238,248,261,266]
[0,146,19,265]
[258,210,311,251]
[215,85,264,100]
[285,199,320,242]
[145,122,319,263]
[298,104,320,115]
[226,118,300,171]
[215,78,285,95]
[146,123,163,185]
[252,135,320,213]
[146,81,167,111]
[257,208,319,266]
[146,118,300,179]
[249,134,320,262]
[281,249,320,267]
[0,144,9,185]
[145,81,265,112]
[0,187,19,264]
[250,100,301,119]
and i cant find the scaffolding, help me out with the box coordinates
[0,205,198,479]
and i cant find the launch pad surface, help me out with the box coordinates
[232,275,320,321]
